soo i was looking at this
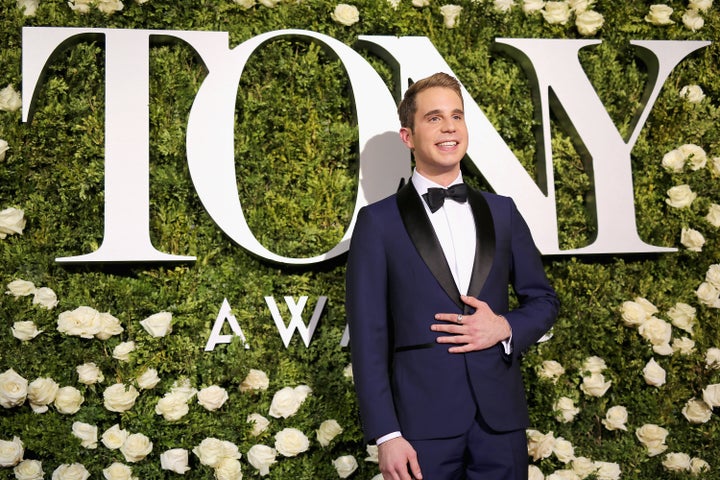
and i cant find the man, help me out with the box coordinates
[346,72,559,480]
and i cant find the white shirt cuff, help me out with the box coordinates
[376,431,402,445]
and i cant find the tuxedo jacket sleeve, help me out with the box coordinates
[346,185,559,443]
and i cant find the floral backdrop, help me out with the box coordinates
[1,0,720,479]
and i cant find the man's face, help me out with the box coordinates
[400,86,468,182]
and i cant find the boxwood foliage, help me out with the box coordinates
[1,0,719,478]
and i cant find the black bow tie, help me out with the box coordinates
[422,184,468,213]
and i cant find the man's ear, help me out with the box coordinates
[399,127,414,150]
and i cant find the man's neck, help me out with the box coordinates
[415,166,461,187]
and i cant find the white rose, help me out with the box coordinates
[330,4,360,26]
[72,422,98,449]
[689,0,712,10]
[27,377,59,413]
[136,368,160,390]
[682,9,704,31]
[365,444,378,463]
[538,360,565,382]
[57,306,102,339]
[493,0,514,12]
[102,462,135,480]
[233,0,256,8]
[661,148,685,172]
[155,391,190,421]
[645,4,674,25]
[12,321,42,341]
[553,397,580,423]
[679,143,707,170]
[0,368,27,408]
[32,287,58,309]
[690,457,711,474]
[440,4,463,28]
[602,405,628,431]
[101,424,128,450]
[0,85,22,112]
[638,316,672,347]
[594,461,621,480]
[240,369,269,392]
[412,0,429,6]
[705,347,720,369]
[672,336,695,355]
[0,138,8,161]
[317,419,343,447]
[76,363,104,385]
[97,0,123,14]
[696,282,720,308]
[642,358,666,387]
[580,373,611,397]
[51,463,90,480]
[169,377,197,401]
[679,84,705,103]
[635,424,668,456]
[620,300,649,327]
[542,1,571,24]
[682,398,712,424]
[666,184,696,209]
[705,264,720,289]
[552,437,575,463]
[0,207,26,238]
[710,156,720,177]
[160,448,190,474]
[522,0,545,13]
[0,436,24,466]
[528,465,545,480]
[342,363,353,382]
[6,279,35,296]
[247,444,277,476]
[582,356,606,374]
[666,302,696,333]
[274,428,310,457]
[571,457,596,478]
[662,452,691,472]
[247,413,270,436]
[701,383,720,407]
[197,385,228,411]
[17,0,39,16]
[192,438,225,467]
[13,459,44,480]
[120,433,153,463]
[53,386,84,414]
[705,204,720,227]
[527,429,555,461]
[96,312,123,340]
[112,341,135,361]
[682,228,706,252]
[214,458,242,480]
[567,0,593,12]
[67,0,93,12]
[387,0,401,9]
[103,384,139,412]
[269,385,312,418]
[139,311,172,337]
[333,455,359,478]
[635,297,658,315]
[575,10,604,36]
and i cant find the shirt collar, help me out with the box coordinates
[411,169,464,196]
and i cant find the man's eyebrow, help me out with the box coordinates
[422,108,464,117]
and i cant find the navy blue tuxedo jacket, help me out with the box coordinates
[346,181,559,443]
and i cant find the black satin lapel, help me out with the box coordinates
[466,189,496,306]
[397,182,463,310]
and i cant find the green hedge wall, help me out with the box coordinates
[1,0,720,479]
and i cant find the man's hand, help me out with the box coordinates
[378,436,423,480]
[431,295,511,353]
